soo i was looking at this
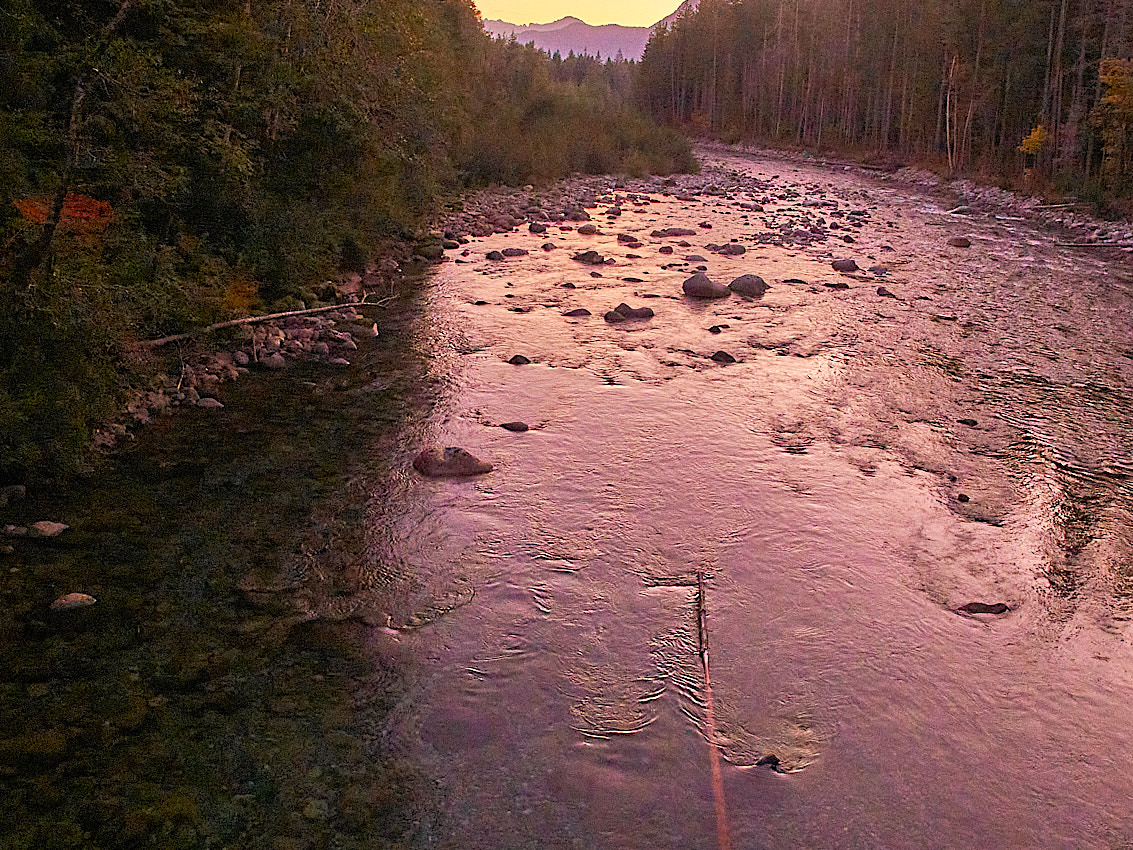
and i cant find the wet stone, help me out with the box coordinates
[711,351,737,364]
[604,310,627,323]
[729,274,769,298]
[832,259,859,273]
[958,602,1009,616]
[49,592,96,612]
[413,447,493,478]
[948,236,972,248]
[486,251,505,261]
[500,422,529,433]
[502,247,528,257]
[29,521,69,538]
[614,303,654,319]
[825,281,851,290]
[572,250,605,265]
[958,418,978,427]
[564,309,591,317]
[508,355,531,365]
[683,273,730,299]
[877,286,896,298]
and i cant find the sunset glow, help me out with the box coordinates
[473,0,682,27]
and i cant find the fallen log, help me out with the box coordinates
[141,298,393,348]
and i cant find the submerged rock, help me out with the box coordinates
[564,308,591,317]
[485,250,505,261]
[652,227,698,238]
[29,521,69,538]
[683,273,730,299]
[729,274,769,297]
[831,259,859,273]
[508,355,531,365]
[50,592,96,612]
[413,447,493,478]
[604,310,627,323]
[711,350,737,364]
[502,247,528,257]
[948,236,972,248]
[717,243,746,256]
[500,422,529,433]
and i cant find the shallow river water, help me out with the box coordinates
[379,151,1133,849]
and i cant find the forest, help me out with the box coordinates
[636,0,1133,196]
[0,0,692,481]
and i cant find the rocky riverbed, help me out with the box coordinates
[3,146,1131,850]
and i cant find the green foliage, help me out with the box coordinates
[0,0,692,481]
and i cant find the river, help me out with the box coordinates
[381,149,1133,849]
[3,149,1131,850]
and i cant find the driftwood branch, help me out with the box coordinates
[141,298,393,348]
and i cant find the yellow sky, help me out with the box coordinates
[473,1,682,27]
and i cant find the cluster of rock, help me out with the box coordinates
[96,306,371,450]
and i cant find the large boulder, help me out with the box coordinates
[413,447,493,478]
[729,275,769,298]
[683,273,730,299]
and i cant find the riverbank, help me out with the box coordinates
[0,285,438,849]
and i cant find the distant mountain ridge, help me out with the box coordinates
[482,1,700,61]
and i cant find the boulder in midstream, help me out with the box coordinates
[729,274,769,297]
[683,273,730,299]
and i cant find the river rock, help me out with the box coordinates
[413,447,493,477]
[508,355,531,365]
[529,223,547,234]
[729,274,769,297]
[500,422,529,432]
[957,601,1009,615]
[502,247,528,257]
[604,310,627,323]
[29,521,69,538]
[659,246,674,255]
[652,227,698,238]
[683,273,730,299]
[958,418,978,427]
[485,250,505,261]
[711,350,737,364]
[50,593,96,612]
[825,280,850,290]
[577,224,599,235]
[832,259,859,273]
[564,308,591,317]
[877,286,896,298]
[542,242,556,251]
[262,352,287,370]
[572,250,605,265]
[717,243,746,256]
[614,303,654,319]
[948,236,972,248]
[197,397,224,409]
